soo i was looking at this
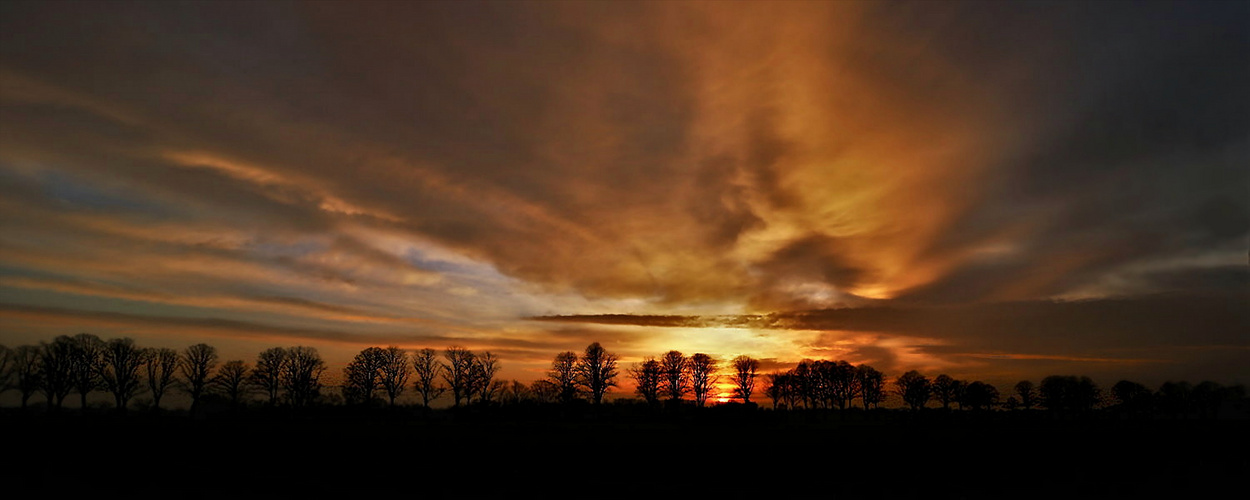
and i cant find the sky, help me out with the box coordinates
[1,1,1246,393]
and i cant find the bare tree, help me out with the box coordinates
[575,342,618,405]
[378,346,411,407]
[730,355,760,404]
[1111,380,1152,416]
[0,344,11,395]
[961,381,999,411]
[251,347,287,406]
[39,336,77,409]
[1014,380,1036,410]
[480,379,507,404]
[469,351,499,404]
[549,351,580,404]
[412,348,444,408]
[629,357,662,406]
[764,372,784,409]
[69,333,104,410]
[530,379,560,404]
[1040,375,1100,413]
[13,345,42,408]
[688,353,719,407]
[213,360,251,409]
[792,361,814,408]
[894,370,930,411]
[282,346,325,408]
[180,343,218,413]
[441,346,475,407]
[660,350,688,403]
[932,374,961,410]
[144,348,179,410]
[502,380,532,404]
[98,338,145,411]
[342,346,386,405]
[856,364,886,409]
[828,360,860,410]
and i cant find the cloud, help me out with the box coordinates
[1,1,1246,384]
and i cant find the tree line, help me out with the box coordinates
[1,336,1244,419]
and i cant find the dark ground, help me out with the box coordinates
[2,407,1245,498]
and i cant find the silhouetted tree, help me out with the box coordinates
[857,364,886,409]
[962,381,999,411]
[765,372,783,409]
[502,380,531,404]
[1156,380,1193,418]
[575,342,618,405]
[251,347,287,406]
[895,370,930,411]
[180,343,218,413]
[480,379,507,404]
[550,351,580,404]
[144,348,179,410]
[69,333,104,410]
[378,346,411,406]
[660,350,689,403]
[629,357,662,406]
[731,355,760,404]
[1073,377,1101,412]
[1111,380,1152,417]
[766,371,802,409]
[1014,380,1036,410]
[530,379,559,404]
[282,346,325,408]
[932,374,960,410]
[213,360,250,409]
[828,360,860,410]
[689,353,719,407]
[1039,375,1100,413]
[1192,381,1234,419]
[412,348,444,408]
[343,347,386,405]
[98,338,145,411]
[469,352,499,404]
[0,344,11,395]
[39,336,76,409]
[792,361,814,408]
[13,345,42,408]
[442,346,475,407]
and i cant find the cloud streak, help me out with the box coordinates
[1,1,1246,385]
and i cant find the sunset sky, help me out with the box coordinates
[1,1,1246,392]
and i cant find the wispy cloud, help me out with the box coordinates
[1,1,1246,385]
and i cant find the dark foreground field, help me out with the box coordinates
[3,407,1246,498]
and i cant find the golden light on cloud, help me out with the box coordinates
[2,1,1245,388]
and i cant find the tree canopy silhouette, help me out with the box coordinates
[442,346,475,407]
[98,338,144,411]
[282,346,325,408]
[343,346,387,405]
[688,353,719,407]
[13,345,42,408]
[660,350,689,403]
[69,333,104,410]
[180,343,218,413]
[895,370,931,411]
[575,342,618,405]
[549,350,579,404]
[412,348,444,408]
[628,357,662,406]
[731,355,759,404]
[143,347,179,411]
[377,346,411,407]
[213,359,251,409]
